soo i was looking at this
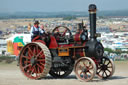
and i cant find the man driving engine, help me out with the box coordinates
[30,21,45,41]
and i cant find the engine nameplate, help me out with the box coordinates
[58,48,69,56]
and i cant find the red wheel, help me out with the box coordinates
[19,42,51,79]
[52,26,72,41]
[96,57,115,79]
[74,57,96,82]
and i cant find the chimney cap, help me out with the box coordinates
[89,4,97,12]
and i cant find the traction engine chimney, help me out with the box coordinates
[89,4,97,40]
[85,4,104,59]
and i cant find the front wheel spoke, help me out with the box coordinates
[102,71,105,77]
[103,59,106,64]
[107,69,111,74]
[97,66,102,69]
[88,71,92,75]
[97,68,102,74]
[85,73,88,79]
[88,62,92,68]
[82,73,86,79]
[83,62,88,68]
[88,65,93,70]
[80,71,83,76]
[108,66,112,68]
[106,61,110,66]
[77,64,83,70]
[104,71,108,77]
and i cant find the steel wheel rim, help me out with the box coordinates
[96,57,115,79]
[74,57,96,82]
[19,43,46,79]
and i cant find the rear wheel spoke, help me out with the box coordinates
[33,47,36,56]
[23,64,31,70]
[35,50,43,58]
[37,59,45,62]
[40,62,45,67]
[23,56,30,59]
[36,45,39,53]
[37,63,44,71]
[31,67,35,74]
[27,47,33,56]
[37,66,40,73]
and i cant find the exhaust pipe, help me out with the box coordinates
[89,4,97,39]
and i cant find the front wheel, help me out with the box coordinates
[96,57,115,79]
[74,57,96,82]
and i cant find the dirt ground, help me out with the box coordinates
[0,61,128,85]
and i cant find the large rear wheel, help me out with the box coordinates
[19,42,51,79]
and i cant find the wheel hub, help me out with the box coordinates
[101,65,107,70]
[82,68,87,73]
[30,57,36,65]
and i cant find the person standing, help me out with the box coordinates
[30,21,45,41]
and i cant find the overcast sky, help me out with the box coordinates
[0,0,128,12]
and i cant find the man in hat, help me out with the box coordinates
[30,21,45,41]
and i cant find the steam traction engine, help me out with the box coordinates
[19,4,115,82]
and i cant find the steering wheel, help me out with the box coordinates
[52,26,72,41]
